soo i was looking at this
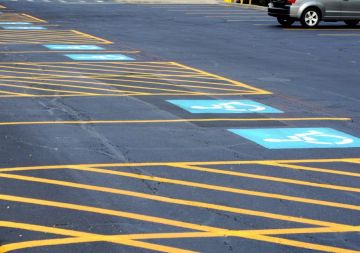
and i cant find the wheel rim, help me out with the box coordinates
[304,11,318,26]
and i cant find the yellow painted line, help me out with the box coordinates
[171,62,271,94]
[0,117,351,126]
[318,34,360,36]
[14,165,356,211]
[0,92,264,98]
[0,4,6,8]
[0,50,141,54]
[1,158,358,171]
[0,171,348,228]
[171,164,360,193]
[0,64,217,80]
[0,90,31,96]
[0,82,96,95]
[0,198,357,253]
[71,30,113,44]
[267,163,360,178]
[0,222,357,252]
[0,76,257,94]
[20,14,47,23]
[0,221,196,253]
[0,78,151,95]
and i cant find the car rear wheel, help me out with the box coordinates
[344,20,359,27]
[277,17,295,27]
[301,8,321,28]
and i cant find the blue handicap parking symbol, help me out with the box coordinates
[65,54,135,61]
[167,100,283,114]
[0,22,33,25]
[229,127,360,149]
[2,26,47,30]
[44,45,104,50]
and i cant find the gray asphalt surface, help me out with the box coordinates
[0,1,359,253]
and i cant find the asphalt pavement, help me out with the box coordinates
[0,1,359,253]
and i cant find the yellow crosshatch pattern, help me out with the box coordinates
[0,158,359,253]
[0,30,112,45]
[0,13,46,23]
[0,62,270,97]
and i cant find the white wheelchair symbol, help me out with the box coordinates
[264,130,354,145]
[190,102,266,112]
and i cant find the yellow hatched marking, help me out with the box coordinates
[0,62,269,96]
[0,159,359,252]
[171,164,360,193]
[0,13,46,23]
[0,30,111,44]
[0,171,349,228]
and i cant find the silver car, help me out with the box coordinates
[268,0,360,27]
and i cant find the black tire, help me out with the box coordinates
[344,20,359,27]
[300,8,321,28]
[277,17,295,27]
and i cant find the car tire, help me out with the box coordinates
[277,17,295,27]
[344,20,359,27]
[300,8,321,28]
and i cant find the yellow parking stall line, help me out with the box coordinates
[0,90,31,96]
[266,163,360,178]
[2,163,359,210]
[0,83,96,95]
[0,196,358,253]
[0,221,196,253]
[171,62,271,94]
[0,65,216,80]
[0,159,358,170]
[0,171,349,228]
[76,61,198,72]
[21,62,213,76]
[3,227,360,253]
[71,30,113,44]
[43,62,205,75]
[52,166,360,211]
[0,4,6,8]
[1,75,252,93]
[20,14,47,23]
[0,78,152,95]
[0,117,351,126]
[170,164,360,193]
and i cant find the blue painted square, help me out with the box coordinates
[44,45,104,50]
[2,26,47,30]
[228,127,360,149]
[0,22,33,25]
[167,100,283,114]
[64,54,135,61]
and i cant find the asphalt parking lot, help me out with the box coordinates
[0,1,359,253]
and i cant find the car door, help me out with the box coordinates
[341,0,360,18]
[321,0,343,19]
